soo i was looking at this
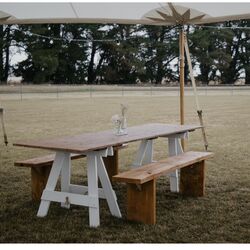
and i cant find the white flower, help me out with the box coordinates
[111,114,121,124]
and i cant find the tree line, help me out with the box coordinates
[0,20,249,85]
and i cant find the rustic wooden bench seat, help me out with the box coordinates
[112,151,214,225]
[14,153,83,168]
[15,144,127,201]
[15,153,86,201]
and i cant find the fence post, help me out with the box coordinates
[20,82,23,101]
[56,84,59,99]
[89,85,92,98]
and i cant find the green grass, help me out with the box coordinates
[0,94,249,243]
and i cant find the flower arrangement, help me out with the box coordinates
[111,104,128,135]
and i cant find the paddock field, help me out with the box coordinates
[0,91,249,243]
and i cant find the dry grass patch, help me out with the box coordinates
[0,95,249,243]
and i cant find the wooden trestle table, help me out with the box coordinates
[14,123,201,227]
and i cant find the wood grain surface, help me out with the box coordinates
[14,123,201,153]
[127,179,156,224]
[113,151,213,184]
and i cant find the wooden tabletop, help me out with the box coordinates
[14,123,201,153]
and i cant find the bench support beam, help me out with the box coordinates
[31,166,51,201]
[180,160,205,197]
[103,149,119,182]
[127,179,156,225]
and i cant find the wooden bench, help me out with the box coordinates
[112,151,214,225]
[15,144,127,201]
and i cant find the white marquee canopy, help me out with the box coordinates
[1,2,250,150]
[0,2,250,26]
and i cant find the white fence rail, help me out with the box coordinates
[0,84,250,100]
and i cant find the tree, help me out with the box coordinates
[13,24,59,83]
[189,26,230,84]
[190,22,248,85]
[0,24,14,83]
[96,24,145,84]
[139,25,178,84]
[82,24,110,84]
[53,24,88,84]
[216,22,244,84]
[13,24,89,84]
[8,22,250,85]
[239,20,250,84]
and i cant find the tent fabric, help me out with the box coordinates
[0,2,250,25]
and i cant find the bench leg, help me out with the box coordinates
[103,149,119,182]
[127,179,156,225]
[180,160,205,197]
[31,166,51,201]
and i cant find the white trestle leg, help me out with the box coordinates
[37,147,120,227]
[132,139,154,168]
[167,134,185,193]
[97,156,121,218]
[61,153,71,208]
[37,152,69,217]
[143,139,154,164]
[87,153,100,227]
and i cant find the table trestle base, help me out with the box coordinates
[69,184,117,200]
[132,133,188,193]
[37,148,121,227]
[41,190,98,207]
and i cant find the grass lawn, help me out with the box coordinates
[0,94,249,243]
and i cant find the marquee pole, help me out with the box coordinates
[179,28,185,150]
